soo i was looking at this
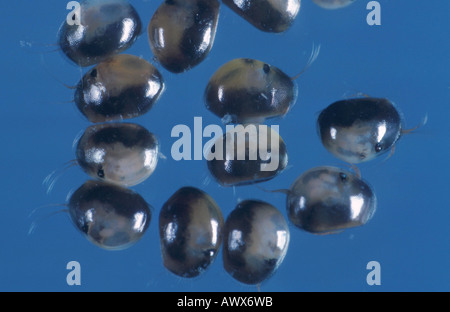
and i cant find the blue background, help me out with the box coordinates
[1,0,449,291]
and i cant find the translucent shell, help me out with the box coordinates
[159,187,224,278]
[148,0,220,73]
[205,58,298,124]
[223,0,301,33]
[68,180,151,250]
[287,166,377,234]
[75,54,165,123]
[58,0,142,67]
[76,123,159,187]
[206,125,288,186]
[317,97,402,163]
[223,200,290,285]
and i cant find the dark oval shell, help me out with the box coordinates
[206,125,288,186]
[317,97,402,163]
[159,187,224,278]
[76,123,159,187]
[74,54,165,123]
[223,200,290,285]
[69,180,151,250]
[58,0,142,67]
[205,58,297,124]
[148,0,220,73]
[223,0,300,33]
[287,166,377,234]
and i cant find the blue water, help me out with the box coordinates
[1,0,449,291]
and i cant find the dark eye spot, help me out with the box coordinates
[263,64,270,74]
[90,69,97,78]
[265,258,277,268]
[339,172,347,182]
[359,153,366,160]
[375,143,383,152]
[97,168,105,178]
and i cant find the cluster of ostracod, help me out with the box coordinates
[56,0,164,251]
[47,0,421,287]
[286,95,416,236]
